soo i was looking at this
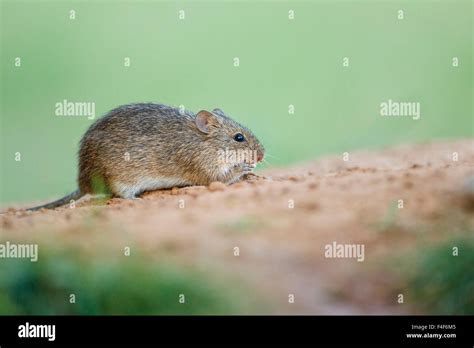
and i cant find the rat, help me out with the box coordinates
[27,103,265,211]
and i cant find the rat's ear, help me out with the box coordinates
[212,108,227,117]
[195,110,215,134]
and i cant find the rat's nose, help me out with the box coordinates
[257,151,264,163]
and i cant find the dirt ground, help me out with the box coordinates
[1,139,473,314]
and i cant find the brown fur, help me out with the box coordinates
[28,103,264,210]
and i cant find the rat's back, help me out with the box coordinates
[85,103,194,135]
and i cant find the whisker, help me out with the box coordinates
[264,153,280,160]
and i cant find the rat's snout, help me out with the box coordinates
[257,150,264,163]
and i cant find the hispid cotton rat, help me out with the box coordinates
[28,103,265,211]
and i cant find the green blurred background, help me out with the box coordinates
[1,0,472,204]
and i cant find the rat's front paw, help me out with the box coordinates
[240,163,257,173]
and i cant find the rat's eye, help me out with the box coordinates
[233,133,245,142]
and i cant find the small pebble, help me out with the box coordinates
[2,218,12,229]
[208,181,226,191]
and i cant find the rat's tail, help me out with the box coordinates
[26,189,84,211]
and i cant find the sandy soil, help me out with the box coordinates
[1,139,473,314]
